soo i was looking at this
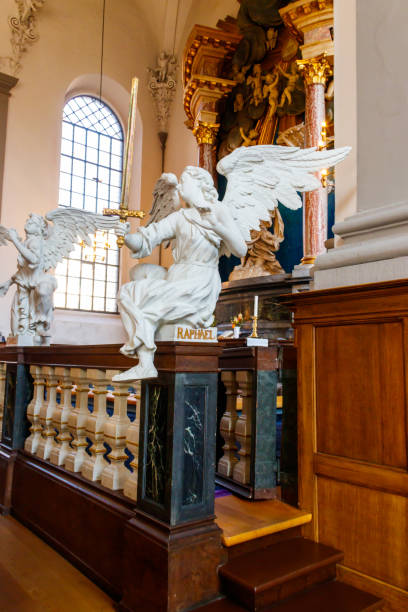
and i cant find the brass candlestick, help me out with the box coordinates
[250,315,259,338]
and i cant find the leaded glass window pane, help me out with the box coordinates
[55,95,123,312]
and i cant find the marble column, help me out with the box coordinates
[298,57,332,265]
[193,121,220,185]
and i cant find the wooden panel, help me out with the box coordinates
[296,324,318,539]
[317,477,408,589]
[315,453,408,497]
[337,565,408,612]
[315,322,407,469]
[12,452,135,599]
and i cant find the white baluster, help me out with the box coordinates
[24,365,45,454]
[65,368,91,473]
[124,381,141,500]
[36,366,58,460]
[81,369,109,482]
[101,372,131,491]
[49,367,74,466]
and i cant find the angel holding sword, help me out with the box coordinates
[113,144,350,382]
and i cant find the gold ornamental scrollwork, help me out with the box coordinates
[193,122,220,145]
[297,56,332,86]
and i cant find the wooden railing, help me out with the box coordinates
[215,341,295,500]
[0,343,296,503]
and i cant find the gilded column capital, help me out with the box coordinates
[193,122,220,145]
[297,56,332,86]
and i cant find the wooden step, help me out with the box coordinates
[195,598,246,611]
[219,538,343,611]
[264,581,384,611]
[215,496,312,548]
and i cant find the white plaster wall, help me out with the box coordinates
[334,0,357,224]
[0,0,240,340]
[356,0,408,212]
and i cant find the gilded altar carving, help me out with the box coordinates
[229,210,285,281]
[297,55,332,86]
[0,0,46,76]
[193,122,220,146]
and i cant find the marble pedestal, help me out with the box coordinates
[0,356,32,513]
[120,341,225,612]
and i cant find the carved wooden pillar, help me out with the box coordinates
[124,381,141,501]
[233,370,253,484]
[183,25,241,183]
[36,367,58,461]
[81,369,109,482]
[50,367,74,466]
[217,370,238,478]
[101,374,131,491]
[298,57,332,263]
[24,365,44,454]
[65,368,90,473]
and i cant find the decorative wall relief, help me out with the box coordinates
[148,51,178,169]
[0,0,46,76]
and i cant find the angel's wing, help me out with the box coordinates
[146,172,180,248]
[216,145,350,242]
[0,226,9,247]
[43,208,123,271]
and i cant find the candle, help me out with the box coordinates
[254,295,258,318]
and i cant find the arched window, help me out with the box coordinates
[54,95,123,312]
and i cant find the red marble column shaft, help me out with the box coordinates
[198,142,218,188]
[303,81,327,263]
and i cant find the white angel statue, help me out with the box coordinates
[114,144,350,382]
[0,208,122,345]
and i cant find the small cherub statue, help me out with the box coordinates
[240,127,259,147]
[234,92,245,113]
[263,69,280,116]
[278,63,299,108]
[232,64,250,84]
[247,64,263,107]
[157,50,169,82]
[266,28,278,51]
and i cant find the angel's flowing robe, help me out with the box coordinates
[118,208,223,355]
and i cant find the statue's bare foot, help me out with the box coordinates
[112,364,158,382]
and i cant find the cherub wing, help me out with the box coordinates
[146,172,180,248]
[43,208,123,271]
[0,226,9,247]
[216,144,351,242]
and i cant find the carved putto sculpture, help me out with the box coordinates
[114,144,350,382]
[0,208,122,345]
